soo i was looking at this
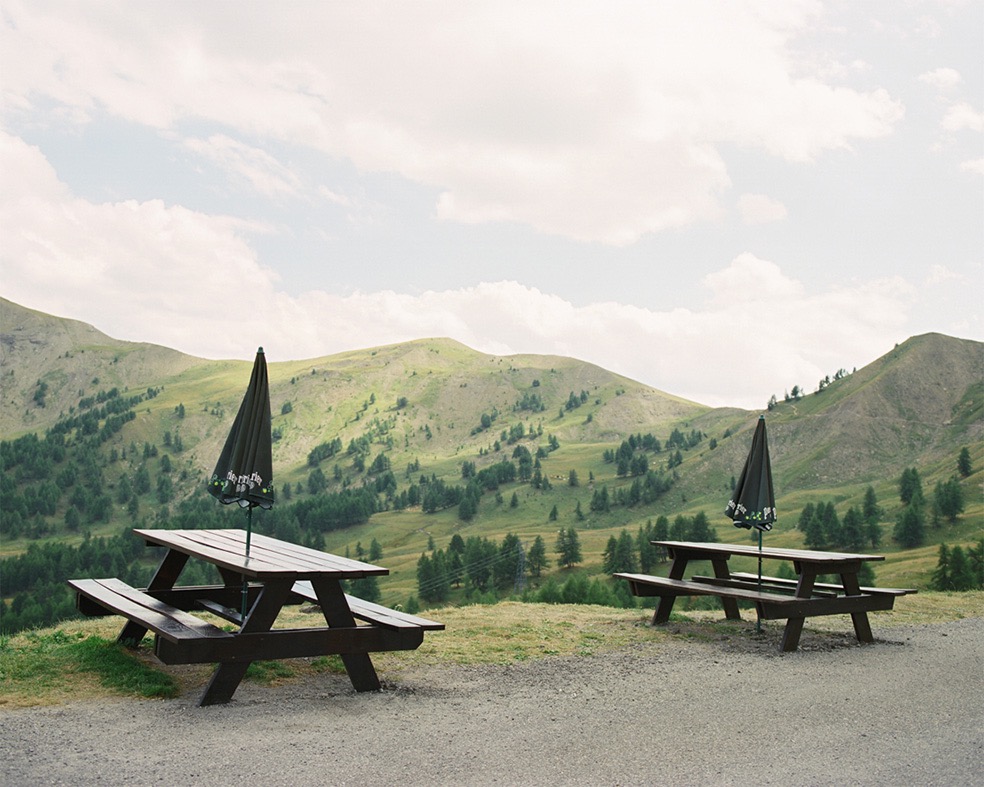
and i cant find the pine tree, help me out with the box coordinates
[931,544,952,590]
[797,502,816,532]
[862,486,881,525]
[602,535,619,574]
[841,507,865,552]
[527,535,549,577]
[803,506,827,550]
[898,468,922,505]
[935,478,965,524]
[614,530,638,573]
[555,527,582,568]
[637,522,657,572]
[949,546,975,591]
[893,503,925,548]
[968,539,984,590]
[957,447,972,478]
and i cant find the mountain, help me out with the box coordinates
[1,299,201,436]
[678,333,983,504]
[2,297,981,495]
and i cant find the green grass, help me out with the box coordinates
[0,630,179,704]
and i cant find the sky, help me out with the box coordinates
[1,1,981,409]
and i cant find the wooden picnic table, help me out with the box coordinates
[69,528,443,705]
[616,540,915,652]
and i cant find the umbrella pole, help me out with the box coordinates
[756,528,763,633]
[241,506,253,623]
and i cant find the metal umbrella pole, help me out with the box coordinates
[241,504,253,622]
[757,527,763,633]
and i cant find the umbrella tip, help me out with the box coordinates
[257,346,264,354]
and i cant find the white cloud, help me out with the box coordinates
[0,141,916,408]
[737,193,788,225]
[925,264,961,285]
[941,102,984,132]
[0,0,904,245]
[959,157,984,175]
[0,131,279,356]
[918,67,962,93]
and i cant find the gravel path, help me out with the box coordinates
[2,617,982,786]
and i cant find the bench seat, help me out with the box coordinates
[727,571,917,597]
[290,580,445,631]
[614,573,798,606]
[68,578,233,664]
[615,571,901,622]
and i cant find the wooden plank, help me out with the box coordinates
[692,575,840,599]
[134,529,296,577]
[346,595,445,631]
[756,593,897,620]
[148,585,262,612]
[652,540,885,563]
[135,529,390,579]
[224,531,389,578]
[196,599,244,625]
[68,578,232,642]
[613,573,798,605]
[728,572,917,596]
[291,581,445,630]
[157,626,426,665]
[201,528,386,576]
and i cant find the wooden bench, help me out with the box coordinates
[616,570,904,623]
[726,571,917,598]
[290,580,445,631]
[614,573,799,607]
[68,578,233,664]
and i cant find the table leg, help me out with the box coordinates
[198,579,293,706]
[779,569,816,652]
[119,549,189,646]
[652,556,689,624]
[841,572,875,644]
[711,558,741,620]
[309,579,381,692]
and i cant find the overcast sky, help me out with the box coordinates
[1,1,981,409]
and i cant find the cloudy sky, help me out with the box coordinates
[1,1,981,408]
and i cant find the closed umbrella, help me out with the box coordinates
[207,347,274,618]
[725,415,775,533]
[725,415,776,630]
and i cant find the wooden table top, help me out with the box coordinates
[134,528,389,580]
[652,540,885,564]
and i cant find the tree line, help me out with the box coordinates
[930,540,984,591]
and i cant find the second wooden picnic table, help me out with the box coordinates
[616,540,915,651]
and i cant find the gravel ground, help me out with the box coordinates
[2,617,982,786]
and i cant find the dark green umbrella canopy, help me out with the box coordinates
[207,347,275,510]
[725,415,775,532]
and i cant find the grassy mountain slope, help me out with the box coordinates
[676,333,983,507]
[0,298,201,436]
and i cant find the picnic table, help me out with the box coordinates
[68,528,443,705]
[616,540,916,652]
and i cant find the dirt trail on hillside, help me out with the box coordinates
[2,617,982,786]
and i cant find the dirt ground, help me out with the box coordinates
[2,616,981,786]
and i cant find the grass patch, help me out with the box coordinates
[70,636,179,698]
[0,630,178,706]
[245,660,295,684]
